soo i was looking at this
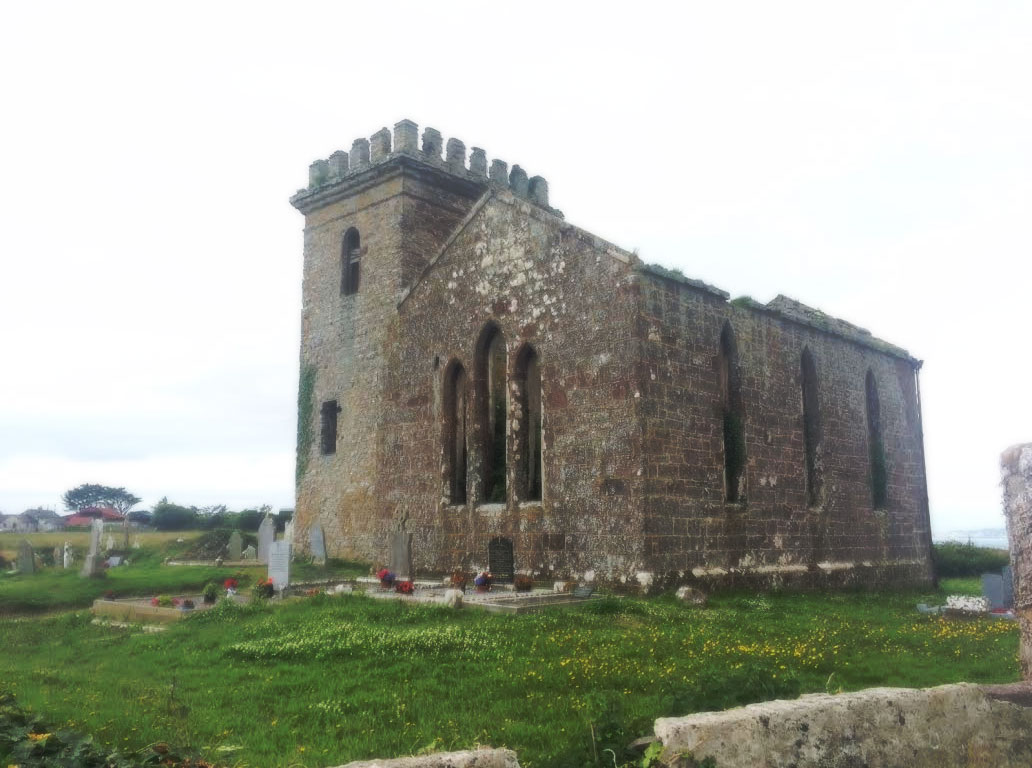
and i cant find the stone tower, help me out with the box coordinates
[290,120,554,562]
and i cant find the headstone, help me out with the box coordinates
[257,515,275,564]
[80,554,100,578]
[242,545,257,560]
[1004,565,1015,609]
[108,556,122,567]
[227,531,243,561]
[268,540,291,591]
[17,540,35,574]
[310,524,327,565]
[131,537,141,549]
[63,542,73,569]
[105,534,114,552]
[284,519,294,546]
[89,519,103,556]
[983,573,1005,611]
[53,546,62,565]
[389,531,413,580]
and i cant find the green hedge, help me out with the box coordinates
[932,541,1009,578]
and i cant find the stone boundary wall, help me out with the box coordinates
[335,748,519,768]
[1002,442,1032,677]
[652,683,1032,768]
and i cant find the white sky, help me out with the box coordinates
[1,1,1028,535]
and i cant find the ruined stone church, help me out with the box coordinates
[290,120,934,589]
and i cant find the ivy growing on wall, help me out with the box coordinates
[296,363,317,486]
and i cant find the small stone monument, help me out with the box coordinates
[258,515,275,564]
[63,542,73,569]
[105,534,115,552]
[89,518,103,557]
[982,573,1005,611]
[53,546,62,565]
[131,536,141,549]
[268,540,291,591]
[389,531,413,581]
[284,519,294,546]
[310,523,327,565]
[228,531,243,561]
[17,540,36,574]
[242,544,257,560]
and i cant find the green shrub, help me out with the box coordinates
[932,542,1009,578]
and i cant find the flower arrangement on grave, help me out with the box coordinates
[253,578,275,600]
[224,577,239,595]
[395,580,414,595]
[202,582,220,604]
[180,599,195,609]
[151,595,174,607]
[377,568,396,588]
[474,572,493,592]
[513,575,534,592]
[172,597,182,607]
[450,571,468,590]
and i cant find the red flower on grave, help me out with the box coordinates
[395,580,414,595]
[224,578,238,590]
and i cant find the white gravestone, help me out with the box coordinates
[310,524,327,565]
[268,540,291,591]
[63,542,73,569]
[284,519,294,546]
[242,544,257,560]
[105,534,114,552]
[257,515,275,564]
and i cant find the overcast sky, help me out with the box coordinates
[1,1,1028,536]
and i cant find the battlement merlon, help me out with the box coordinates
[290,119,563,218]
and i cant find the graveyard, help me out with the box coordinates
[0,519,1021,767]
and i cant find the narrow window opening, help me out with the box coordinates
[443,362,468,504]
[320,400,339,455]
[342,228,361,296]
[516,345,542,501]
[801,348,822,507]
[866,370,888,509]
[719,323,746,502]
[476,324,507,504]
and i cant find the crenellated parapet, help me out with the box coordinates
[294,119,560,215]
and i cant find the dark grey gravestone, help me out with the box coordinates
[80,554,100,578]
[1003,565,1014,609]
[268,541,291,591]
[242,544,257,560]
[982,573,1004,610]
[227,531,242,561]
[310,524,326,565]
[17,540,35,574]
[257,515,275,564]
[389,531,413,580]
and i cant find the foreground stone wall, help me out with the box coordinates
[653,684,1032,768]
[1002,443,1032,676]
[338,748,519,768]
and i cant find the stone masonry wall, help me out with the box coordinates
[387,191,645,580]
[639,273,932,587]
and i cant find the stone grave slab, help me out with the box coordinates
[242,544,257,560]
[389,531,413,580]
[983,573,1005,610]
[89,519,103,556]
[228,531,242,561]
[63,542,73,569]
[310,523,327,565]
[17,540,35,574]
[258,515,275,564]
[268,540,291,591]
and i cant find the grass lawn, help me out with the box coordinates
[0,577,1018,768]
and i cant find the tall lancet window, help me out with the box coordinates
[476,324,507,503]
[443,361,468,504]
[866,369,888,509]
[342,228,361,296]
[718,323,746,502]
[516,345,542,501]
[801,347,823,507]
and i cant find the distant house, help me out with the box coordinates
[0,508,66,533]
[64,506,125,527]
